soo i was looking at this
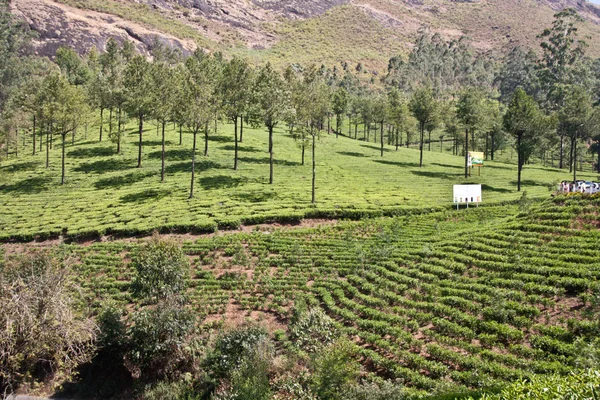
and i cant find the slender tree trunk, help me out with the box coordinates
[348,116,351,137]
[354,121,357,139]
[99,107,104,142]
[485,133,489,160]
[161,120,166,182]
[204,121,209,157]
[491,132,495,161]
[395,126,399,151]
[559,133,564,169]
[301,142,305,166]
[15,127,18,158]
[40,120,44,152]
[380,121,384,157]
[32,115,36,156]
[336,115,339,138]
[419,122,424,168]
[440,138,443,153]
[190,130,197,199]
[61,133,66,185]
[471,130,475,152]
[464,128,469,179]
[234,116,238,170]
[179,124,182,146]
[156,122,159,137]
[428,130,431,151]
[573,137,577,182]
[597,150,600,174]
[85,123,88,140]
[240,116,244,143]
[327,115,330,135]
[117,108,122,154]
[364,123,367,141]
[517,132,522,192]
[569,137,574,173]
[312,129,316,203]
[137,114,143,168]
[269,125,274,184]
[72,126,75,145]
[46,123,50,168]
[109,108,113,140]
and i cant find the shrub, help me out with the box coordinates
[290,307,340,353]
[125,298,198,381]
[311,338,361,400]
[204,325,270,383]
[0,251,97,395]
[97,302,126,353]
[130,233,190,302]
[142,380,200,400]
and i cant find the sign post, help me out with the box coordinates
[453,184,482,209]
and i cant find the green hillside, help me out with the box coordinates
[4,194,600,397]
[1,120,594,242]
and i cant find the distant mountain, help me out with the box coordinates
[9,0,600,70]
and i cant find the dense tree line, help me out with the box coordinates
[1,5,600,197]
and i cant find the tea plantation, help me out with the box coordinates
[0,121,596,241]
[3,194,600,396]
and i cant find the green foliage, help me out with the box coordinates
[130,233,190,302]
[125,297,198,381]
[142,380,201,400]
[290,307,339,353]
[311,338,361,400]
[97,302,126,352]
[476,369,600,400]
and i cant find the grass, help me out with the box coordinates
[5,194,600,395]
[0,118,597,241]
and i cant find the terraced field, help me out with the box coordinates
[1,120,596,242]
[5,194,599,396]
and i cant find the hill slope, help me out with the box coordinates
[9,0,600,70]
[0,119,596,242]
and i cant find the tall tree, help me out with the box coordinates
[332,87,349,138]
[250,63,291,185]
[220,57,252,170]
[504,89,547,191]
[457,88,486,178]
[123,55,153,168]
[150,61,178,182]
[181,53,214,198]
[558,86,599,181]
[409,87,438,168]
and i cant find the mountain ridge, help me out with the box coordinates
[10,0,600,70]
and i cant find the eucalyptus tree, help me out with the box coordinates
[123,55,153,168]
[250,63,291,185]
[457,88,486,178]
[558,86,599,181]
[409,86,438,167]
[332,87,349,138]
[150,61,179,182]
[371,93,388,156]
[504,88,547,191]
[497,47,541,103]
[220,57,253,170]
[296,66,331,203]
[39,73,88,184]
[181,53,214,198]
[55,47,90,87]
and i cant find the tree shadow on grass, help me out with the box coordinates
[509,179,545,187]
[238,156,301,166]
[221,145,262,153]
[338,151,369,158]
[142,140,174,147]
[120,188,170,203]
[147,148,193,161]
[74,159,134,174]
[481,184,512,193]
[210,135,231,143]
[165,160,223,174]
[0,175,53,194]
[68,147,114,158]
[411,170,460,180]
[360,144,391,152]
[485,163,513,170]
[431,162,462,169]
[200,175,246,190]
[0,161,41,172]
[231,189,277,203]
[94,171,154,189]
[373,160,420,168]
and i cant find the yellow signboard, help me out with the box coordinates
[469,152,484,167]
